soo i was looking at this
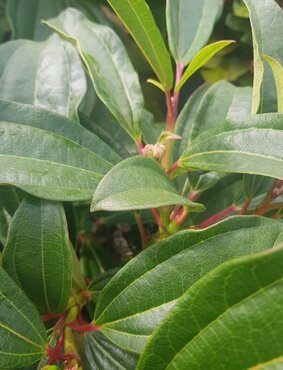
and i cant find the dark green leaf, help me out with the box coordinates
[44,8,145,141]
[91,156,205,212]
[0,185,23,216]
[7,0,68,41]
[166,0,223,65]
[3,196,72,314]
[138,245,283,370]
[174,81,252,160]
[94,217,283,353]
[0,267,47,368]
[106,0,173,88]
[180,113,283,180]
[244,0,283,113]
[0,36,86,121]
[82,331,138,370]
[0,100,120,201]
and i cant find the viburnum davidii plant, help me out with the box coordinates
[0,0,283,369]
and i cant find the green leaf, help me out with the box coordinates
[44,8,145,141]
[0,185,23,216]
[166,0,223,65]
[243,174,274,200]
[262,54,283,113]
[91,156,205,212]
[0,35,87,121]
[81,331,138,370]
[0,267,47,369]
[3,196,72,314]
[0,206,10,245]
[175,40,235,92]
[189,174,243,226]
[244,0,283,113]
[94,216,283,353]
[138,244,283,370]
[106,0,173,89]
[180,113,283,180]
[7,0,68,41]
[0,100,120,201]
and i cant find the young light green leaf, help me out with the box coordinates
[44,8,145,141]
[3,196,72,314]
[244,0,283,113]
[138,245,283,370]
[180,113,283,180]
[166,0,223,65]
[94,217,283,353]
[0,35,87,121]
[106,0,173,89]
[262,54,283,113]
[91,156,205,212]
[0,267,47,369]
[146,79,166,93]
[175,40,235,92]
[7,0,67,41]
[0,100,121,201]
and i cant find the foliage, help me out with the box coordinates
[0,0,283,369]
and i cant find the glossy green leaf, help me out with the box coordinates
[180,113,283,180]
[0,267,47,369]
[244,0,283,113]
[138,244,283,370]
[91,156,205,212]
[175,40,235,92]
[44,8,145,141]
[263,54,283,113]
[0,100,120,201]
[7,0,67,41]
[82,331,138,370]
[166,0,223,65]
[3,196,72,314]
[106,0,173,89]
[0,35,86,121]
[94,217,283,353]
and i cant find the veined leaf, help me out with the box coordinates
[106,0,173,89]
[93,217,283,354]
[81,331,138,370]
[44,8,145,141]
[7,0,68,41]
[3,196,72,314]
[0,100,121,201]
[244,0,283,113]
[138,244,283,370]
[166,0,223,65]
[0,267,47,369]
[0,185,23,216]
[91,156,205,212]
[175,40,235,92]
[180,113,283,180]
[0,35,86,121]
[263,54,283,113]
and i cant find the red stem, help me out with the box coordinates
[196,206,237,229]
[167,160,180,176]
[134,213,148,248]
[239,199,251,215]
[151,208,163,228]
[165,89,175,131]
[136,141,144,155]
[254,202,283,216]
[172,63,183,118]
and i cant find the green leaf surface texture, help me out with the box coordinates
[0,100,120,201]
[180,113,283,180]
[138,243,283,369]
[107,0,173,88]
[244,0,283,113]
[0,267,47,369]
[94,216,283,353]
[91,156,205,212]
[166,0,223,65]
[0,35,86,121]
[2,196,72,314]
[45,8,145,140]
